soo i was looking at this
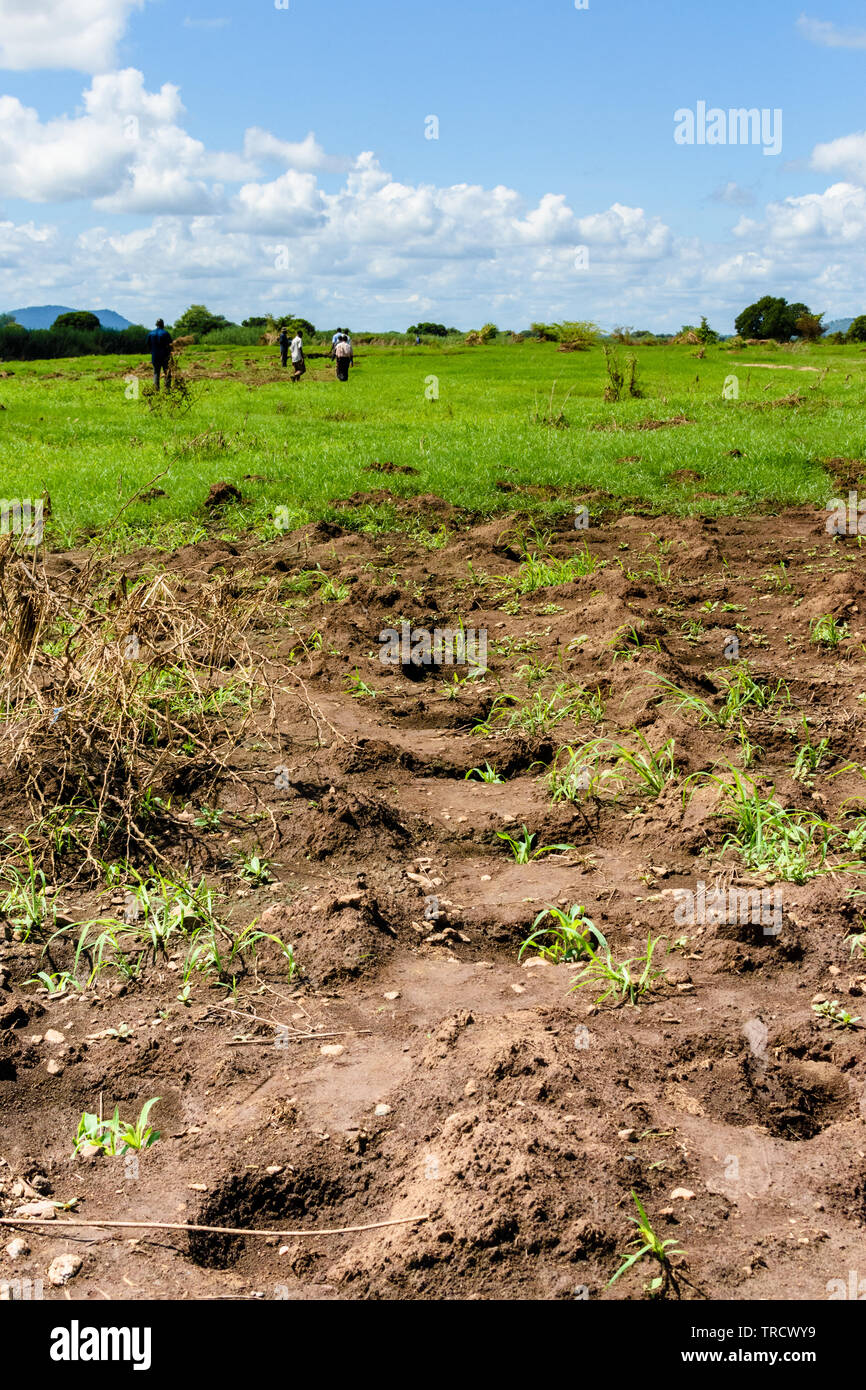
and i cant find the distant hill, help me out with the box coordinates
[823,318,854,336]
[3,305,135,330]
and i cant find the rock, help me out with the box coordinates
[374,1103,391,1116]
[618,1128,637,1141]
[464,1081,478,1097]
[13,1200,55,1220]
[320,1044,344,1057]
[43,1029,65,1045]
[46,1059,63,1076]
[76,1142,103,1161]
[671,1188,696,1201]
[383,991,400,1001]
[48,1253,82,1286]
[6,1238,29,1259]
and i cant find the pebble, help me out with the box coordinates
[320,1044,344,1057]
[46,1059,63,1076]
[5,1238,29,1259]
[383,991,400,1001]
[480,875,491,882]
[374,1103,391,1117]
[43,1029,65,1045]
[48,1253,82,1286]
[13,1201,55,1220]
[671,1188,696,1201]
[464,1080,478,1097]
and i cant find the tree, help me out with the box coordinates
[479,323,498,342]
[794,311,824,342]
[734,296,811,342]
[529,322,558,341]
[408,322,448,337]
[171,304,234,339]
[846,315,866,343]
[52,310,100,331]
[242,316,269,328]
[555,320,599,349]
[697,316,719,344]
[0,312,16,327]
[280,316,316,338]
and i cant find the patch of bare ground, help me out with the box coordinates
[1,503,864,1300]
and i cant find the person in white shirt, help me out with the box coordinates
[334,333,353,381]
[290,331,306,382]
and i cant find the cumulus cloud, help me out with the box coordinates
[796,14,866,49]
[738,183,866,243]
[811,130,866,183]
[0,0,146,73]
[243,128,352,174]
[0,69,252,209]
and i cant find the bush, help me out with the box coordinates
[0,323,149,360]
[199,325,262,347]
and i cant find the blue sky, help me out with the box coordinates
[2,0,866,330]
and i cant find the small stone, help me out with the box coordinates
[383,991,400,1001]
[265,1165,283,1175]
[618,1128,637,1141]
[464,1081,478,1097]
[43,1029,65,1045]
[77,1142,103,1161]
[320,1044,344,1057]
[46,1059,63,1076]
[6,1238,29,1259]
[13,1201,55,1220]
[48,1253,82,1286]
[480,875,492,882]
[521,957,551,969]
[374,1103,391,1117]
[511,983,525,994]
[671,1188,696,1201]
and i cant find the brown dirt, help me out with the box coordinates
[1,504,865,1302]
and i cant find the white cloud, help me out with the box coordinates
[796,14,866,49]
[0,70,253,209]
[745,183,866,243]
[811,130,866,183]
[0,0,146,73]
[243,128,352,174]
[711,181,755,208]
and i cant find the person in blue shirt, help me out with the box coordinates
[147,319,172,391]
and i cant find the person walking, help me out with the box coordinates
[279,325,289,368]
[334,333,353,382]
[147,317,172,391]
[330,328,343,359]
[290,329,306,382]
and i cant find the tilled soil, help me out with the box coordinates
[1,501,865,1301]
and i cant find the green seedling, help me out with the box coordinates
[571,933,665,1006]
[608,1190,685,1294]
[519,905,605,963]
[497,826,574,863]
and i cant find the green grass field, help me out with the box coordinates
[2,338,864,549]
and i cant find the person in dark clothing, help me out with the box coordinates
[279,326,289,368]
[147,318,172,390]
